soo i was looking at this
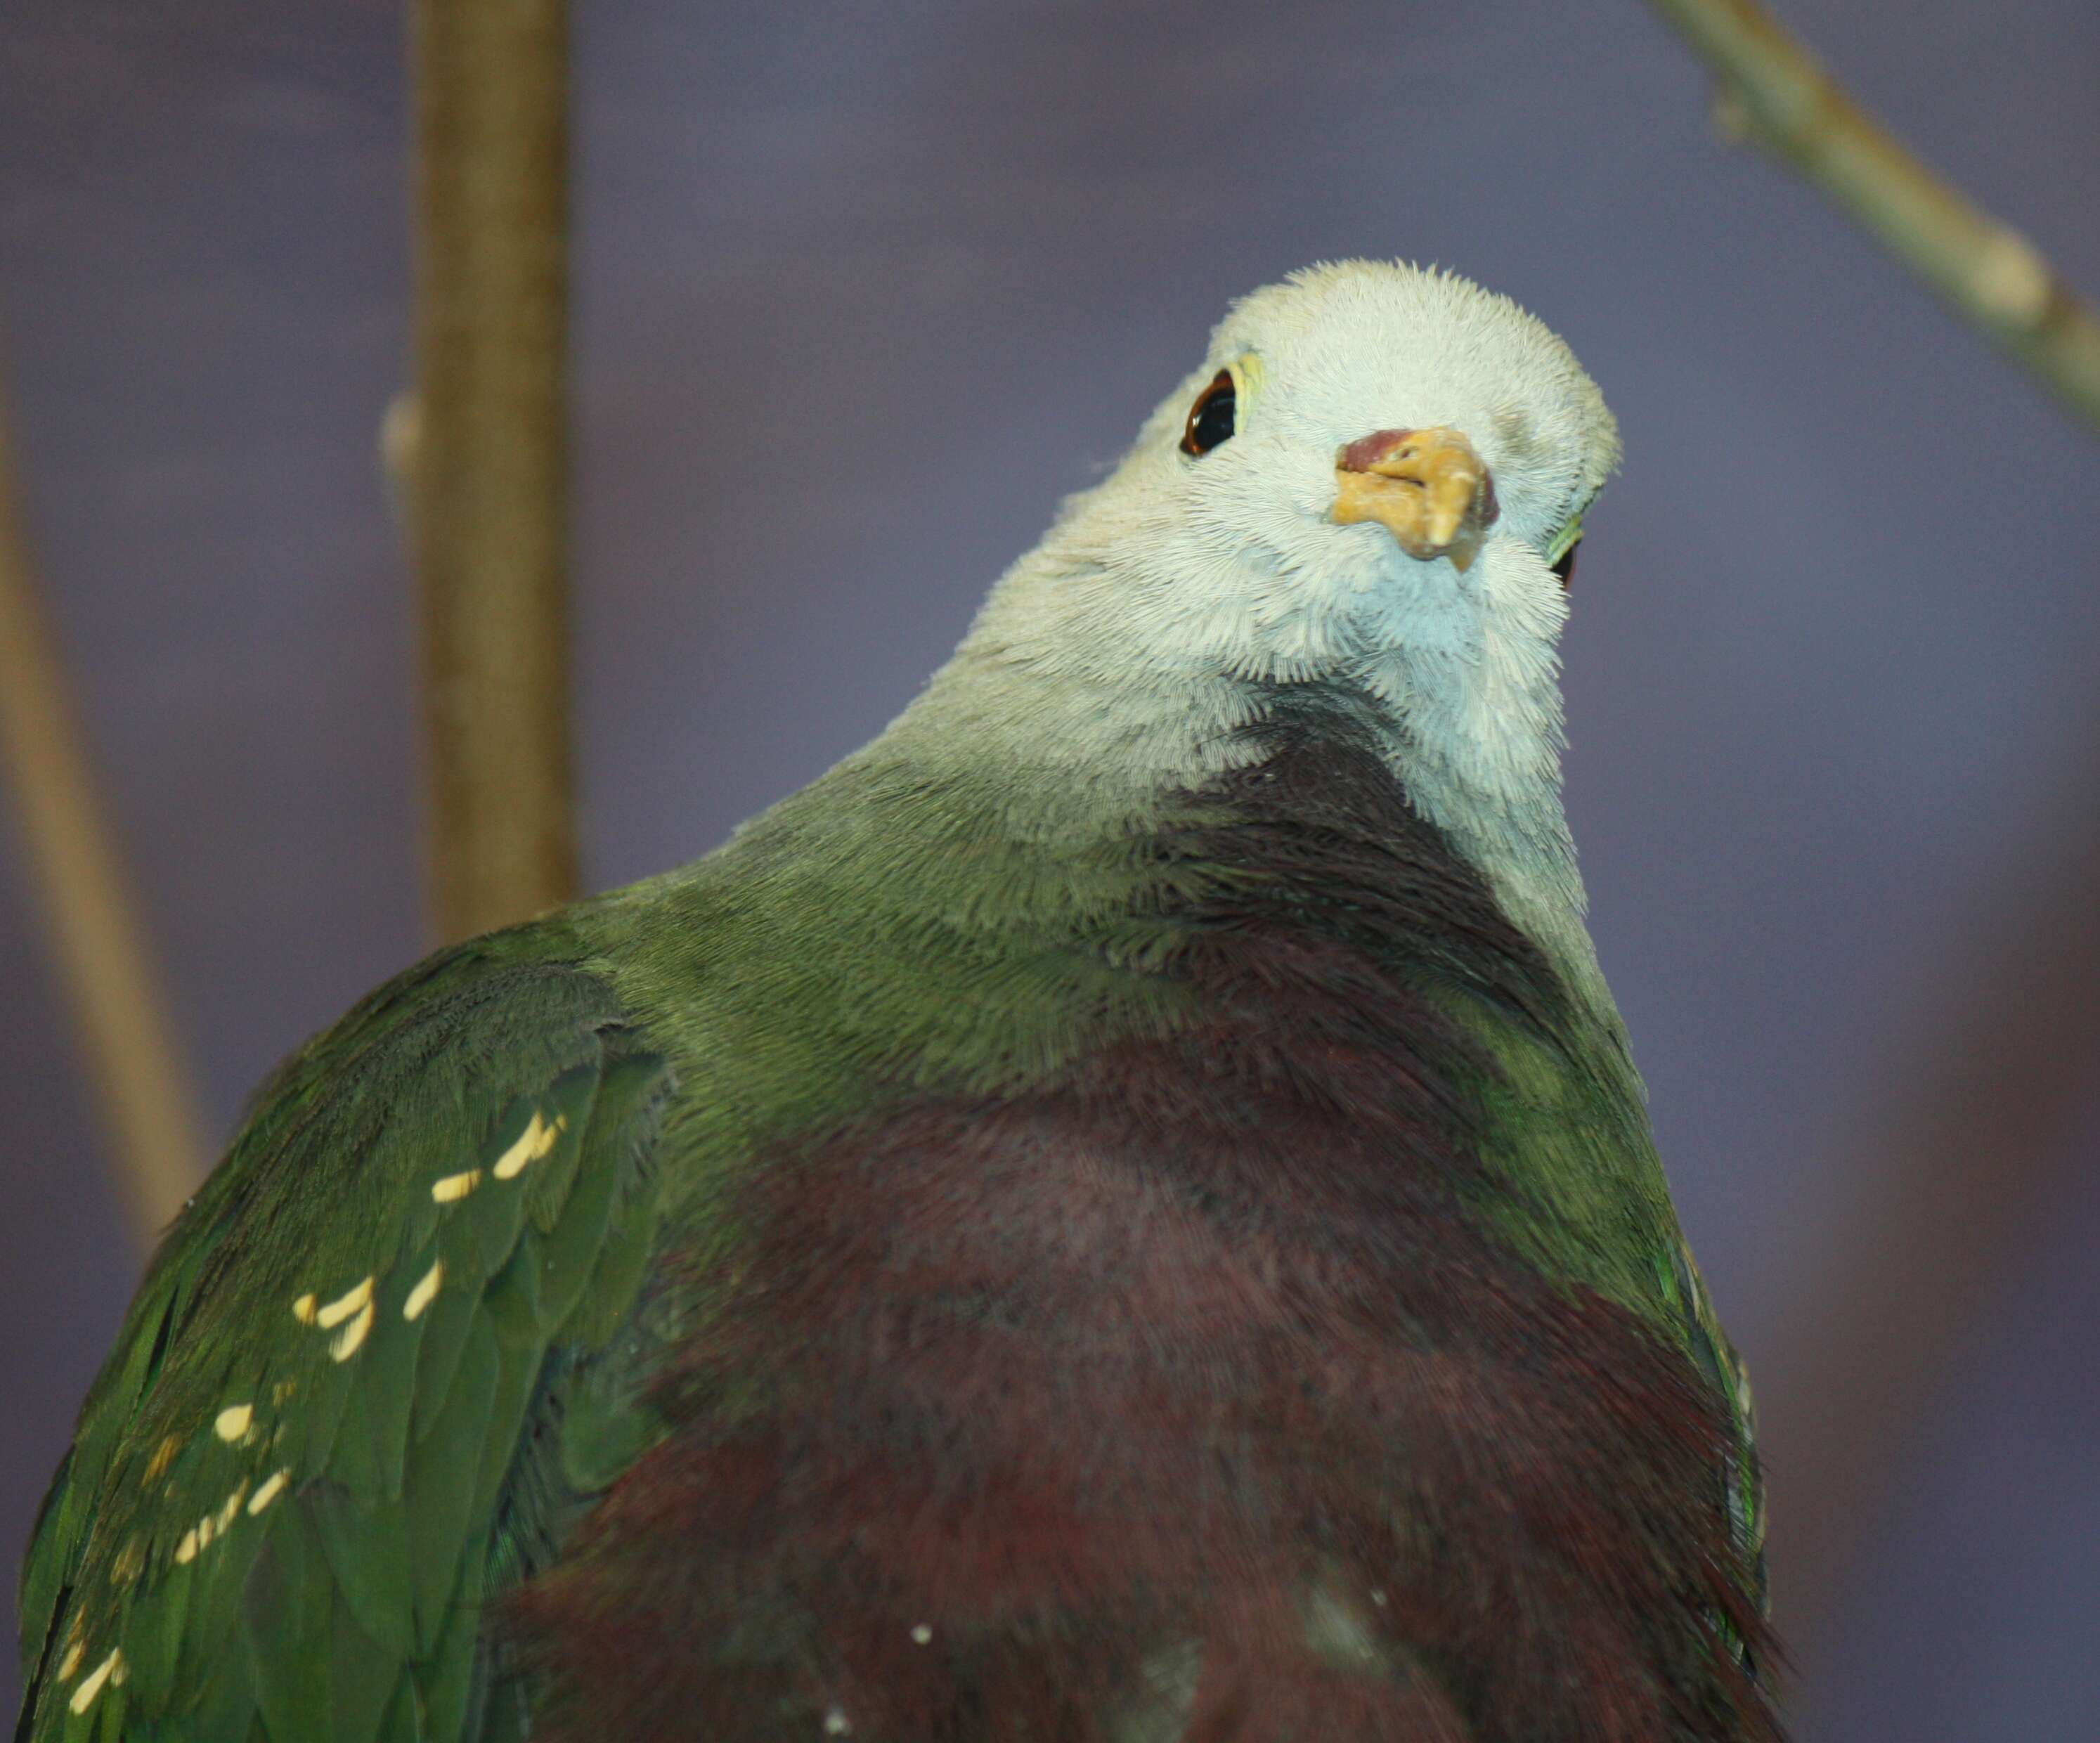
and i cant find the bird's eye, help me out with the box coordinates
[1550,540,1579,588]
[1180,370,1237,456]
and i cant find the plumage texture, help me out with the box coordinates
[17,261,1773,1742]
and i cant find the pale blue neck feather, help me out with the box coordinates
[885,539,1626,1048]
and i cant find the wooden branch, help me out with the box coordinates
[1645,0,2100,437]
[0,368,207,1246]
[1645,0,2100,1647]
[410,0,577,944]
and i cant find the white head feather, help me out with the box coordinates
[901,260,1621,983]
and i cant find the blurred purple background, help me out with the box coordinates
[4,2,2098,1734]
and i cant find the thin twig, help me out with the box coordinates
[0,359,207,1246]
[410,0,577,943]
[1645,0,2100,437]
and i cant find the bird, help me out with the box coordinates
[16,260,1776,1742]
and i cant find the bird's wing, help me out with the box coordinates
[15,941,674,1743]
[1663,1239,1769,1657]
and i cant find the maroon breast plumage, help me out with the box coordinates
[511,730,1775,1743]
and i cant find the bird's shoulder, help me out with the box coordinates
[17,925,677,1743]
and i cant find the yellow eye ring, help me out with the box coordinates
[1546,516,1584,585]
[1545,515,1583,569]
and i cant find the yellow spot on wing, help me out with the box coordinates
[330,1299,376,1361]
[215,1482,249,1531]
[174,1528,199,1564]
[248,1469,290,1514]
[143,1434,181,1481]
[493,1109,564,1179]
[56,1642,82,1680]
[316,1276,374,1329]
[292,1292,318,1323]
[69,1649,122,1713]
[403,1258,444,1320]
[431,1168,482,1203]
[214,1404,254,1442]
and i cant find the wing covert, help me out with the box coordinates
[15,945,674,1743]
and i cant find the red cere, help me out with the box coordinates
[1338,427,1416,472]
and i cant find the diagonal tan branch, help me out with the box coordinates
[0,361,208,1247]
[1645,0,2100,437]
[409,0,578,945]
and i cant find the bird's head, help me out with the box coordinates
[1037,259,1616,680]
[927,260,1621,956]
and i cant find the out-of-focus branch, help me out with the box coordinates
[0,368,207,1246]
[1645,0,2100,438]
[409,0,576,944]
[1645,0,2100,1655]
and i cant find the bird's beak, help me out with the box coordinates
[1331,426,1498,573]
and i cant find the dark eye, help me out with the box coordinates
[1551,540,1579,588]
[1180,370,1236,456]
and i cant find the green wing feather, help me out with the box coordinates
[15,937,673,1743]
[1661,1239,1769,1668]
